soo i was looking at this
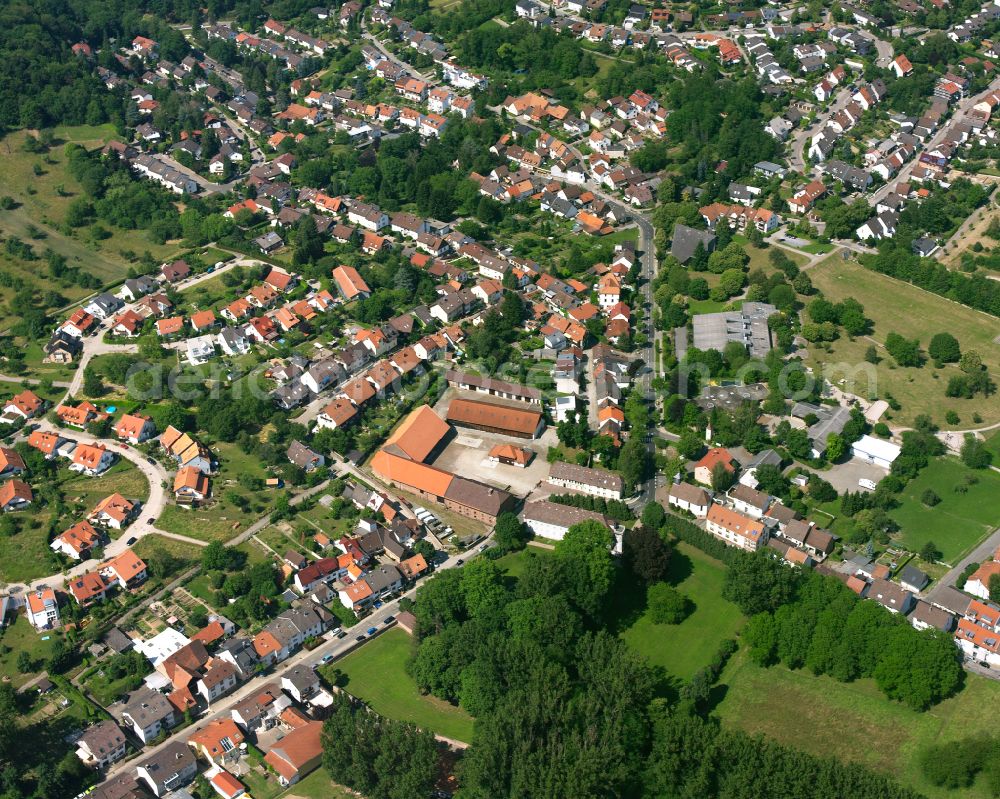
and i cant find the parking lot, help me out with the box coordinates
[821,457,890,495]
[429,426,558,499]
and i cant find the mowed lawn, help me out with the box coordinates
[889,457,1000,563]
[0,461,150,583]
[330,628,475,743]
[807,258,1000,427]
[494,543,553,581]
[274,767,358,799]
[614,542,744,681]
[0,616,62,687]
[716,650,1000,799]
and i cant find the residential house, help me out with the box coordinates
[25,588,59,629]
[287,440,325,472]
[0,479,32,511]
[188,718,245,766]
[705,504,766,551]
[76,720,127,769]
[693,447,738,486]
[50,520,103,560]
[114,414,156,444]
[136,741,197,797]
[70,444,116,476]
[174,466,210,505]
[665,480,710,516]
[263,721,323,786]
[101,548,148,588]
[121,688,177,744]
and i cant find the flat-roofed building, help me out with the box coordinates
[690,302,777,358]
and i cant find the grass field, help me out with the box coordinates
[132,533,205,566]
[157,441,276,542]
[274,767,358,799]
[327,628,475,743]
[730,238,809,274]
[610,542,744,683]
[0,616,62,687]
[0,460,150,583]
[984,430,1000,463]
[807,257,1000,427]
[494,545,553,582]
[889,456,1000,563]
[716,650,1000,799]
[0,127,177,328]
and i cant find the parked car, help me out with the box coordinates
[355,634,366,642]
[366,626,377,636]
[384,616,395,625]
[146,457,157,465]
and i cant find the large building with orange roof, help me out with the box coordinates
[705,504,766,552]
[370,405,515,525]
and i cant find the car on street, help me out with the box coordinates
[355,634,366,642]
[456,558,464,565]
[120,444,129,449]
[366,626,377,636]
[125,537,137,545]
[336,631,347,639]
[384,616,395,625]
[146,457,157,465]
[321,654,334,664]
[146,517,155,524]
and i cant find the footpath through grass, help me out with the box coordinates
[716,649,1000,799]
[326,628,475,743]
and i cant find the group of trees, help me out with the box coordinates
[548,492,633,522]
[804,296,870,343]
[407,520,654,797]
[866,237,1000,318]
[321,692,438,799]
[920,735,1000,792]
[740,567,962,711]
[400,499,927,798]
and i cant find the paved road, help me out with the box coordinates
[363,32,436,84]
[3,421,176,595]
[872,36,894,69]
[788,87,853,175]
[925,525,1000,603]
[0,374,71,388]
[870,73,1000,206]
[101,538,494,782]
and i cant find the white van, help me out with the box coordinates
[858,478,877,491]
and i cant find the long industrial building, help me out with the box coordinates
[370,404,516,525]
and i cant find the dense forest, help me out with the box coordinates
[400,519,934,799]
